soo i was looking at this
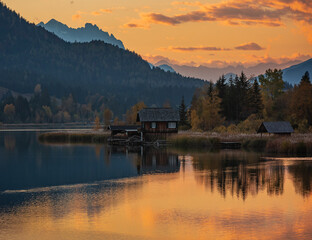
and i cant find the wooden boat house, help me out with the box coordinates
[109,125,140,137]
[137,108,180,141]
[257,121,294,136]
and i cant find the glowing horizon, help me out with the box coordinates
[3,0,312,67]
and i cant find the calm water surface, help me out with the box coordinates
[1,132,312,240]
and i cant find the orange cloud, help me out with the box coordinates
[159,43,266,52]
[144,11,215,25]
[160,46,231,51]
[133,0,312,28]
[91,11,102,16]
[72,13,82,21]
[123,23,147,29]
[297,22,312,44]
[235,42,265,50]
[91,9,112,16]
[171,1,204,7]
[100,9,112,13]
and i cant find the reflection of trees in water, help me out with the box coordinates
[191,151,285,199]
[4,135,16,150]
[1,132,34,152]
[94,145,103,159]
[288,162,312,197]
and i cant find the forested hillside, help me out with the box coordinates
[0,2,203,116]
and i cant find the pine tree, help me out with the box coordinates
[300,71,310,85]
[242,72,252,120]
[233,74,241,121]
[250,79,263,116]
[216,75,226,99]
[207,81,214,98]
[233,72,251,121]
[225,75,236,121]
[216,75,227,117]
[291,72,312,125]
[179,96,187,126]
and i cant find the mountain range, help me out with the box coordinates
[0,2,203,115]
[36,18,311,86]
[38,19,125,49]
[282,58,312,85]
[156,59,310,84]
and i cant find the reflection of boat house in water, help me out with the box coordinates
[140,150,180,174]
[106,146,180,175]
[137,108,180,141]
[257,121,294,136]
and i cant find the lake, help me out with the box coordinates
[1,131,312,240]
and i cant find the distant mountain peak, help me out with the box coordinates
[157,64,176,73]
[47,18,58,24]
[44,19,67,28]
[155,60,170,66]
[283,58,312,85]
[38,19,125,49]
[84,23,99,31]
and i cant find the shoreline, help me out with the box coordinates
[170,132,312,155]
[35,130,312,155]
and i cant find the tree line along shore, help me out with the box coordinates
[2,69,311,134]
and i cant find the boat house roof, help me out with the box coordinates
[257,121,294,134]
[137,108,180,122]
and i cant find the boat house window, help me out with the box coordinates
[168,122,176,129]
[151,122,157,129]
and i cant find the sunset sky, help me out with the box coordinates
[4,0,312,67]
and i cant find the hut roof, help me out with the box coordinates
[257,121,294,134]
[137,108,180,122]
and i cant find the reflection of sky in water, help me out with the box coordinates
[0,132,312,240]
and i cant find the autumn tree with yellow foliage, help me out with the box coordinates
[94,116,101,130]
[190,84,224,131]
[125,101,146,124]
[103,108,113,127]
[290,71,312,127]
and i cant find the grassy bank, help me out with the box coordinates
[38,132,110,143]
[169,132,312,154]
[169,135,220,150]
[265,136,312,155]
[169,132,268,151]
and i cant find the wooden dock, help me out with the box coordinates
[108,136,168,147]
[108,135,142,146]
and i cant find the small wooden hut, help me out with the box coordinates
[137,108,179,141]
[257,121,294,136]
